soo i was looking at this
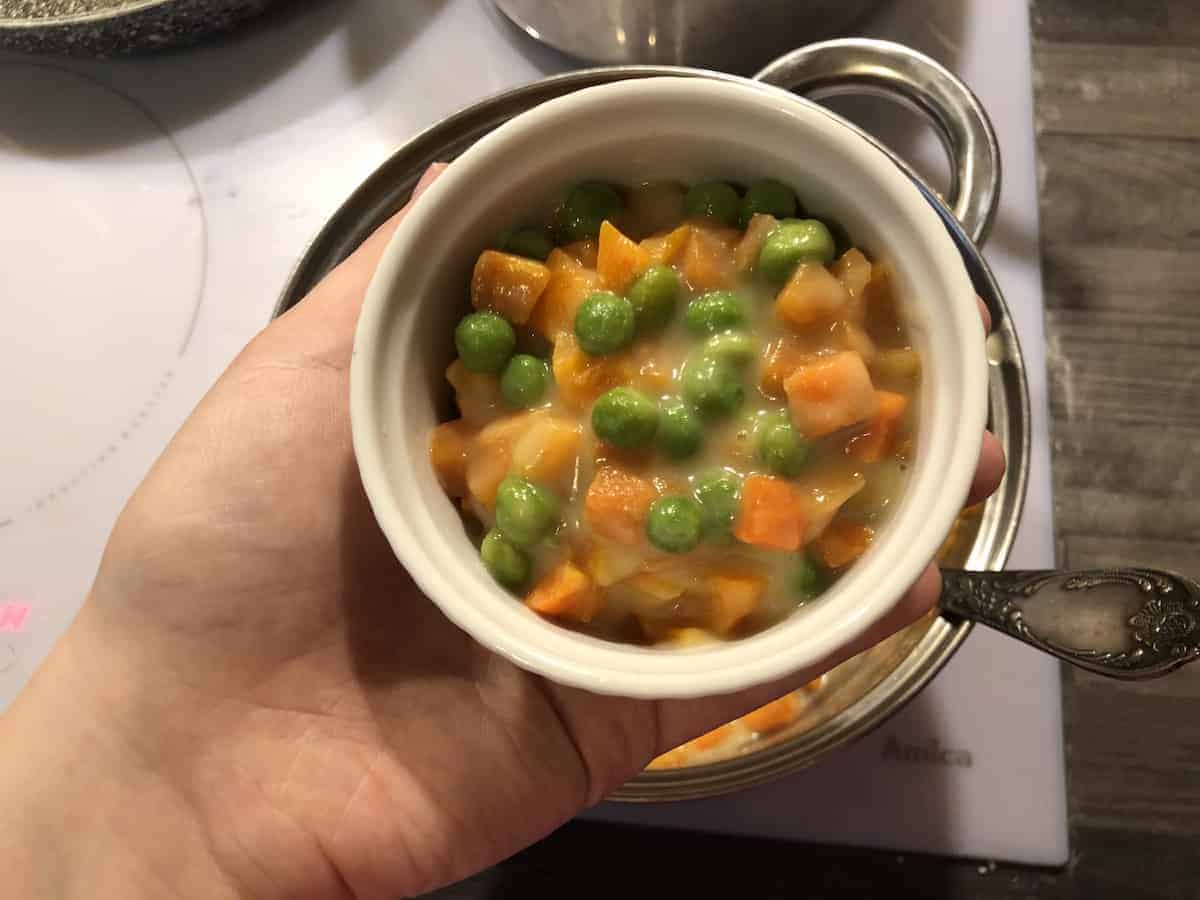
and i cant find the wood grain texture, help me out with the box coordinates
[426,4,1200,896]
[1033,0,1200,897]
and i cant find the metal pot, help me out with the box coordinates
[0,0,278,55]
[493,0,887,73]
[273,38,1025,798]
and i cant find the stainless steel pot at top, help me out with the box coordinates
[493,0,888,73]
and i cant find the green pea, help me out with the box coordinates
[454,311,516,374]
[557,181,623,242]
[481,528,531,589]
[495,476,560,547]
[646,496,703,554]
[592,387,659,450]
[694,470,742,540]
[757,412,811,476]
[500,354,550,408]
[791,552,825,596]
[758,219,837,284]
[739,179,799,228]
[682,355,744,418]
[575,291,636,355]
[657,397,703,460]
[627,263,680,335]
[501,228,553,261]
[683,181,741,227]
[700,330,757,367]
[684,290,745,336]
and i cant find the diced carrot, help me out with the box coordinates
[679,225,736,291]
[734,213,778,272]
[596,220,651,293]
[465,412,540,509]
[813,520,876,569]
[783,351,879,438]
[848,390,909,462]
[741,693,800,735]
[445,359,502,426]
[428,419,473,497]
[830,248,872,323]
[733,475,807,551]
[639,224,693,264]
[705,572,767,634]
[470,250,551,325]
[511,417,582,488]
[759,336,811,399]
[530,250,603,340]
[562,239,598,268]
[775,262,850,329]
[584,466,658,545]
[551,333,633,410]
[525,561,603,623]
[831,319,877,363]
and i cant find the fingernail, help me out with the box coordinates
[413,162,448,198]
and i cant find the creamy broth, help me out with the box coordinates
[429,180,921,647]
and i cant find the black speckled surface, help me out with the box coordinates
[0,0,277,55]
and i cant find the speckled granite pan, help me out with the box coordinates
[0,0,277,55]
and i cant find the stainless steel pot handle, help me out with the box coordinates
[754,38,1001,245]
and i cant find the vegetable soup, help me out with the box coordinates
[428,178,921,647]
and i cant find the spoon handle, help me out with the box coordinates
[941,568,1200,679]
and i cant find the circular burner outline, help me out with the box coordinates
[0,62,208,527]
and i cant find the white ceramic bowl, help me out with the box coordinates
[350,76,988,699]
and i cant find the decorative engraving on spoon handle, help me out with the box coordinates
[940,568,1200,679]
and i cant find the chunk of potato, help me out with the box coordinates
[830,319,877,363]
[793,466,867,543]
[551,333,633,410]
[470,250,551,325]
[530,249,603,339]
[783,350,879,438]
[525,561,602,623]
[582,539,644,587]
[733,475,807,551]
[759,336,812,399]
[511,416,582,489]
[597,220,651,293]
[446,359,503,426]
[429,419,473,497]
[465,412,542,510]
[830,247,872,323]
[775,262,850,329]
[734,213,779,272]
[585,465,658,545]
[680,225,736,291]
[639,224,693,265]
[705,572,767,635]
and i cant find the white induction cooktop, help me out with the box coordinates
[0,0,1066,867]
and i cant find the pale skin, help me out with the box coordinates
[0,164,1004,899]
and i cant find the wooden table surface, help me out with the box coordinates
[429,2,1200,896]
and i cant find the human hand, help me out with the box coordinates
[0,163,1004,899]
